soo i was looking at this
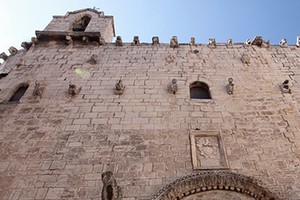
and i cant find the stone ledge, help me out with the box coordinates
[36,31,101,43]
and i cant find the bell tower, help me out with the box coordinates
[36,8,115,43]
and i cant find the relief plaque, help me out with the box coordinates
[190,131,228,170]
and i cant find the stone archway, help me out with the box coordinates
[152,171,281,200]
[184,190,254,200]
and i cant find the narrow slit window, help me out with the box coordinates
[9,84,28,102]
[190,81,211,99]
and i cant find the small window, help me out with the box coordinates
[72,15,91,32]
[190,81,211,99]
[9,84,29,102]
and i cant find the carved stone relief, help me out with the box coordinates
[170,36,179,48]
[279,80,291,94]
[65,35,73,45]
[152,171,281,200]
[31,37,38,45]
[152,36,159,45]
[226,78,234,95]
[82,36,90,44]
[166,55,175,64]
[8,46,18,55]
[251,36,263,47]
[114,79,125,95]
[32,80,45,97]
[0,52,8,61]
[190,37,196,46]
[190,131,228,170]
[244,39,251,45]
[133,36,140,45]
[279,38,287,48]
[88,54,98,65]
[68,83,82,96]
[99,36,106,45]
[115,36,123,46]
[169,78,178,94]
[227,39,233,47]
[262,40,270,48]
[101,171,122,200]
[183,190,254,200]
[208,38,216,48]
[21,41,33,50]
[241,53,250,64]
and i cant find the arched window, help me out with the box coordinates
[190,81,211,99]
[9,83,29,102]
[72,15,91,32]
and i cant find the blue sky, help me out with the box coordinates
[0,0,300,55]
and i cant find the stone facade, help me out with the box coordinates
[1,9,300,200]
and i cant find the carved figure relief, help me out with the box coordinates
[262,40,270,48]
[152,36,159,45]
[190,131,228,170]
[241,53,250,64]
[115,36,123,46]
[68,83,82,96]
[227,39,233,47]
[169,78,178,94]
[21,41,33,50]
[31,37,38,45]
[133,36,140,45]
[251,36,263,47]
[88,54,98,65]
[196,137,220,167]
[114,79,125,95]
[65,35,73,45]
[280,79,291,93]
[166,55,175,64]
[101,171,122,200]
[170,36,179,48]
[8,46,18,55]
[99,36,106,45]
[190,37,196,46]
[82,36,89,44]
[32,80,45,97]
[226,78,234,95]
[208,38,216,48]
[244,39,251,45]
[0,52,8,61]
[16,58,25,67]
[279,38,287,47]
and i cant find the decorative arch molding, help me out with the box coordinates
[152,171,281,200]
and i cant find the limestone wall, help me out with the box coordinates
[0,43,300,199]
